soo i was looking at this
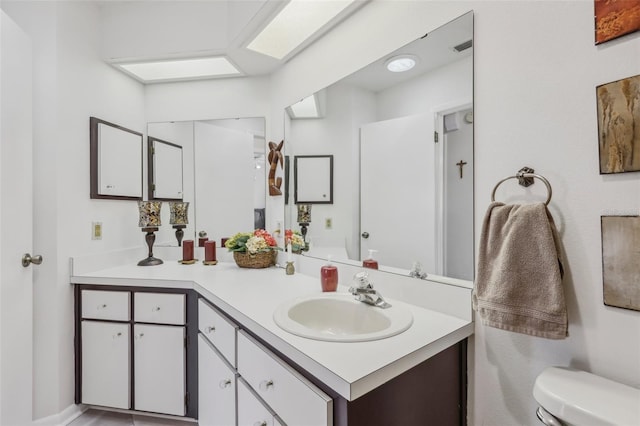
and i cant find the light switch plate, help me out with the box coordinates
[92,222,102,240]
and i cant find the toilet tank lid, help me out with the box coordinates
[533,367,640,426]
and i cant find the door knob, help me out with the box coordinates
[22,253,43,267]
[361,232,369,239]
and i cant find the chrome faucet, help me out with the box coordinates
[348,271,391,309]
[409,261,428,280]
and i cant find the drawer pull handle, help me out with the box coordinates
[206,326,215,333]
[259,380,274,391]
[253,422,268,426]
[219,379,232,389]
[153,306,161,312]
[112,332,122,339]
[98,304,107,309]
[135,333,144,339]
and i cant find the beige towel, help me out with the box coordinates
[473,202,568,339]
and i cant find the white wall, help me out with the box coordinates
[270,1,640,425]
[1,1,147,420]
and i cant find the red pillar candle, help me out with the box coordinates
[198,237,208,247]
[182,240,194,261]
[204,240,216,262]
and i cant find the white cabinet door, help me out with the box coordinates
[134,324,185,416]
[238,378,273,426]
[81,321,130,409]
[198,334,236,426]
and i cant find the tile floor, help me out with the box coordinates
[68,409,196,426]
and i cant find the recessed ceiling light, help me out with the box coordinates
[116,56,241,83]
[385,55,418,73]
[247,0,358,60]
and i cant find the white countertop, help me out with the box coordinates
[71,260,473,401]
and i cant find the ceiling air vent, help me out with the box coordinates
[453,39,473,52]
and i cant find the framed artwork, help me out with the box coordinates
[601,216,640,311]
[597,74,640,174]
[595,0,640,44]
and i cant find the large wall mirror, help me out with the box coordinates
[285,12,474,281]
[147,117,266,246]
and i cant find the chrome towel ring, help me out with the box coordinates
[491,167,553,206]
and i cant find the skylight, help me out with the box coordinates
[288,94,320,118]
[116,57,241,83]
[247,0,357,60]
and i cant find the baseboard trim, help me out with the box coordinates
[32,404,87,426]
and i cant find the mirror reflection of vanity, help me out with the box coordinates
[147,118,266,246]
[285,12,474,281]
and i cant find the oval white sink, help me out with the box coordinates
[273,293,413,342]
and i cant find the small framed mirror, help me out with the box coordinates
[90,117,143,200]
[148,137,183,200]
[294,155,333,204]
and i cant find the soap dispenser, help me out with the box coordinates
[363,249,379,270]
[320,255,338,292]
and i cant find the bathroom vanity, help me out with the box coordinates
[71,254,473,425]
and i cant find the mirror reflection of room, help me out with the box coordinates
[148,117,266,247]
[285,12,473,280]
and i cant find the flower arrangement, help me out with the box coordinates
[284,229,305,253]
[225,229,281,269]
[225,229,280,254]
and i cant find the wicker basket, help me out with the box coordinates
[233,250,276,269]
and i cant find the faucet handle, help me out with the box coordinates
[353,271,372,288]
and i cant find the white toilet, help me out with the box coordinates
[533,366,640,426]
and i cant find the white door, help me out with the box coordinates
[360,113,436,271]
[134,324,186,416]
[81,321,131,409]
[194,122,254,240]
[0,11,34,426]
[442,108,474,280]
[198,335,236,426]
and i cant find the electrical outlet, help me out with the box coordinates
[325,218,332,229]
[92,222,102,240]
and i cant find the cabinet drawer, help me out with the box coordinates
[199,298,238,367]
[134,292,185,325]
[238,331,332,426]
[82,290,130,321]
[237,377,276,426]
